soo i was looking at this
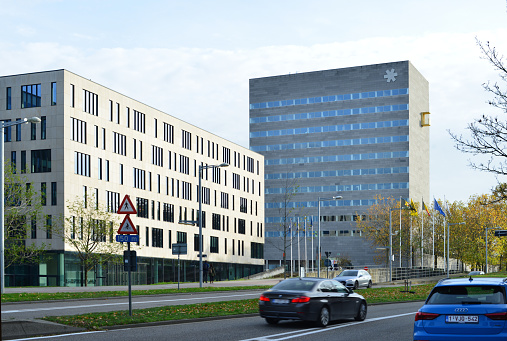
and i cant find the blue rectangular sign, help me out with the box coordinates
[116,234,139,243]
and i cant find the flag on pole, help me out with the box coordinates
[403,198,417,214]
[410,199,418,216]
[434,198,446,217]
[423,200,431,216]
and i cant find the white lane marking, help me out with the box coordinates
[10,330,106,341]
[3,293,259,314]
[241,312,416,340]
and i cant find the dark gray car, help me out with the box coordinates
[259,277,367,327]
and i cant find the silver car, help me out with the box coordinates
[334,270,372,289]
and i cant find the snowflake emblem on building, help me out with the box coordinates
[384,69,397,82]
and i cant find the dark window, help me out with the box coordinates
[10,151,16,173]
[177,231,187,244]
[31,122,36,140]
[31,215,37,239]
[251,242,264,259]
[238,219,245,234]
[46,215,52,239]
[41,116,46,140]
[21,151,26,173]
[6,87,11,110]
[15,118,21,141]
[212,213,221,230]
[41,183,47,206]
[2,119,11,142]
[51,182,57,205]
[194,233,201,252]
[31,149,51,173]
[51,82,57,106]
[21,84,41,108]
[210,236,219,253]
[152,228,163,248]
[136,197,149,218]
[70,84,75,107]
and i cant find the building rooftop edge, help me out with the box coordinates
[249,60,411,81]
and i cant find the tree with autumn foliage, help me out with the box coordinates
[56,194,125,286]
[460,195,507,270]
[355,195,421,267]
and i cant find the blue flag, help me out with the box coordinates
[434,198,446,217]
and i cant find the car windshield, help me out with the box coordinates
[427,285,506,305]
[271,280,317,291]
[338,270,358,277]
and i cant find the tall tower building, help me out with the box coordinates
[249,61,429,268]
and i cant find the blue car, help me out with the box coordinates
[414,277,507,340]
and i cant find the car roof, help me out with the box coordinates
[278,277,332,283]
[435,277,507,287]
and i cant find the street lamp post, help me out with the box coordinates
[485,227,501,274]
[1,117,41,293]
[388,207,405,282]
[317,195,342,276]
[447,221,465,278]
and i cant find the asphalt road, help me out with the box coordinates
[12,301,421,341]
[2,290,266,319]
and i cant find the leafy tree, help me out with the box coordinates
[449,39,507,202]
[3,162,48,269]
[266,174,301,278]
[355,195,421,267]
[56,194,125,286]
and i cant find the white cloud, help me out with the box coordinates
[2,28,507,202]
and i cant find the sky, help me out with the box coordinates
[2,0,507,203]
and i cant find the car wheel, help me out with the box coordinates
[355,301,367,321]
[353,281,359,290]
[316,306,330,327]
[367,280,372,288]
[265,318,279,325]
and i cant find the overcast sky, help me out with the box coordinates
[2,0,507,203]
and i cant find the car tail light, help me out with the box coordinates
[291,296,311,303]
[415,312,440,321]
[485,312,507,320]
[259,295,270,302]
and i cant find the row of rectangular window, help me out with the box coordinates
[6,83,258,172]
[143,227,253,257]
[26,214,53,239]
[2,117,47,142]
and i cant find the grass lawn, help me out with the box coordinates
[1,286,271,303]
[42,283,436,330]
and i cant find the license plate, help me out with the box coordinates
[446,315,479,323]
[272,299,289,304]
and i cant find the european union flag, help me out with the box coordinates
[434,198,446,217]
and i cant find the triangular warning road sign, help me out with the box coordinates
[117,195,137,214]
[118,215,138,235]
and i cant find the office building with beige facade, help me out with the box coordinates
[0,69,264,287]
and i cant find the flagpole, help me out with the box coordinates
[311,218,314,273]
[399,196,402,267]
[410,215,413,268]
[421,198,424,268]
[304,217,307,275]
[290,219,293,277]
[432,212,435,269]
[297,216,300,277]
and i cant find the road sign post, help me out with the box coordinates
[172,243,187,290]
[116,195,137,317]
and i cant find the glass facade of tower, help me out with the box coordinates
[249,61,429,269]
